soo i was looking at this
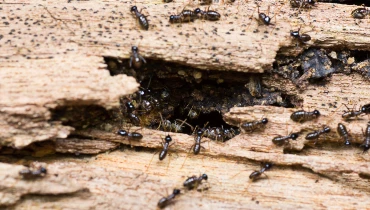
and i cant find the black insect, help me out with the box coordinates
[181,129,209,168]
[147,134,176,172]
[181,9,198,22]
[19,166,47,179]
[290,0,316,9]
[305,126,330,144]
[160,119,184,133]
[249,163,273,181]
[169,14,184,23]
[129,46,146,70]
[351,5,369,19]
[290,110,320,123]
[130,6,149,30]
[361,103,370,114]
[257,5,273,26]
[192,130,204,154]
[159,135,174,160]
[194,7,221,21]
[360,122,370,152]
[290,27,311,44]
[125,102,140,126]
[240,118,268,132]
[202,126,238,142]
[117,129,143,142]
[159,114,191,133]
[183,174,208,190]
[272,133,299,146]
[342,104,363,120]
[337,123,352,146]
[157,189,181,209]
[169,8,198,23]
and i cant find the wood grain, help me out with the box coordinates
[1,0,370,209]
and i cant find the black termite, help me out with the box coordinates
[305,126,330,144]
[203,127,238,142]
[361,103,370,114]
[240,118,268,132]
[147,134,175,172]
[337,123,352,146]
[125,102,140,126]
[342,104,363,120]
[180,9,198,22]
[351,5,369,19]
[19,166,47,179]
[159,114,191,133]
[202,127,223,141]
[130,6,149,30]
[360,122,370,152]
[272,133,299,146]
[290,110,320,123]
[194,7,221,21]
[249,163,273,181]
[193,130,205,154]
[169,8,198,23]
[223,127,238,141]
[290,27,311,44]
[117,129,143,141]
[183,174,208,190]
[169,14,183,23]
[129,46,146,70]
[257,5,273,26]
[159,135,173,160]
[157,189,181,209]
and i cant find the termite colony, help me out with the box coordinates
[103,0,370,207]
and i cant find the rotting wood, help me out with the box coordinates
[1,0,370,209]
[0,162,85,206]
[3,149,370,210]
[1,0,370,148]
[55,138,119,154]
[0,0,370,73]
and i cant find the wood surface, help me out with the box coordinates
[1,0,370,209]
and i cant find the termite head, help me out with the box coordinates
[323,127,330,133]
[194,8,201,15]
[130,6,138,13]
[290,133,299,140]
[313,110,320,117]
[173,189,181,195]
[261,118,268,124]
[164,135,172,143]
[132,46,138,53]
[117,129,128,136]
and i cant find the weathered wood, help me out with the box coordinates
[0,162,84,206]
[1,0,370,209]
[4,149,370,210]
[55,138,119,154]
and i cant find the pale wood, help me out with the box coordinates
[0,162,84,206]
[55,138,119,154]
[5,149,370,210]
[1,0,370,209]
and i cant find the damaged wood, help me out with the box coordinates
[0,162,85,206]
[55,138,119,154]
[1,0,370,209]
